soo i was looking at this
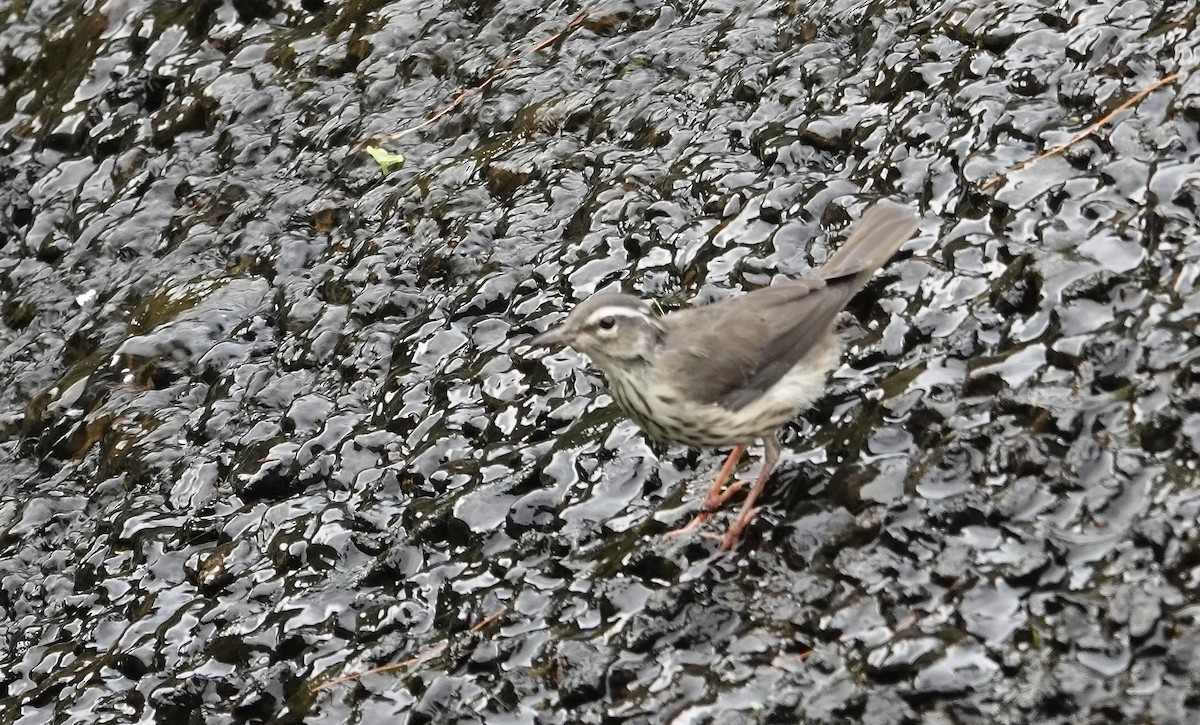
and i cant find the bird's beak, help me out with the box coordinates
[528,326,571,349]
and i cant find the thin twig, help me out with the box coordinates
[357,12,590,150]
[311,643,448,692]
[312,606,512,692]
[776,649,815,667]
[886,613,918,642]
[981,69,1186,190]
[469,608,507,633]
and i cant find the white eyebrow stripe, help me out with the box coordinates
[582,306,651,326]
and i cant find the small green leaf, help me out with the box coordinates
[364,145,406,174]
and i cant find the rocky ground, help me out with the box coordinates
[1,0,1199,722]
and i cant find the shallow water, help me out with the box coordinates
[2,0,1199,722]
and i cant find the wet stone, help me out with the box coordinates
[553,640,615,707]
[2,0,1199,722]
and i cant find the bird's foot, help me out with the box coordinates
[702,481,744,511]
[664,481,745,540]
[664,515,707,539]
[718,506,762,551]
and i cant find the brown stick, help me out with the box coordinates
[311,606,511,692]
[357,12,590,150]
[980,69,1186,190]
[311,643,448,692]
[469,607,507,633]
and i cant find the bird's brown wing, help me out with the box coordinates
[659,279,851,411]
[659,201,919,411]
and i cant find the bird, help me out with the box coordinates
[528,200,920,551]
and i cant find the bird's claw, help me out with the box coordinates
[665,480,746,539]
[701,481,744,512]
[719,506,762,551]
[664,515,706,538]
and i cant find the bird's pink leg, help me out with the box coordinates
[665,444,747,538]
[720,435,781,551]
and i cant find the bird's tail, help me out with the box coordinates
[818,200,920,284]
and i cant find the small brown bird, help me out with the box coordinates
[530,200,920,550]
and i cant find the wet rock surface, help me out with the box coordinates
[1,0,1198,722]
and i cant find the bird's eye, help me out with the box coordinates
[597,316,616,331]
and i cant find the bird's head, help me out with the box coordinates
[529,294,666,366]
